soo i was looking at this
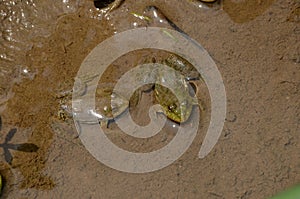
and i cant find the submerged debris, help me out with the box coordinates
[94,0,124,15]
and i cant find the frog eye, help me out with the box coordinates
[168,104,177,111]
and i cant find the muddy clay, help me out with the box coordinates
[0,0,299,198]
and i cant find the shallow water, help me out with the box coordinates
[0,0,299,198]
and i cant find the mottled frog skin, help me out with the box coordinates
[94,83,134,127]
[163,54,200,81]
[59,54,201,126]
[154,65,199,123]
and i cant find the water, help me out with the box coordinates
[0,0,82,109]
[1,0,298,198]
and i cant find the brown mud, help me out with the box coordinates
[0,0,299,198]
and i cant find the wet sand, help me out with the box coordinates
[0,0,299,198]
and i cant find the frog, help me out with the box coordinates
[141,53,202,123]
[57,52,202,127]
[57,76,131,127]
[93,83,130,127]
[153,66,200,123]
[163,54,201,81]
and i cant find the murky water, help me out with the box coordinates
[0,0,299,198]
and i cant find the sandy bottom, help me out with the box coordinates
[0,0,299,198]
